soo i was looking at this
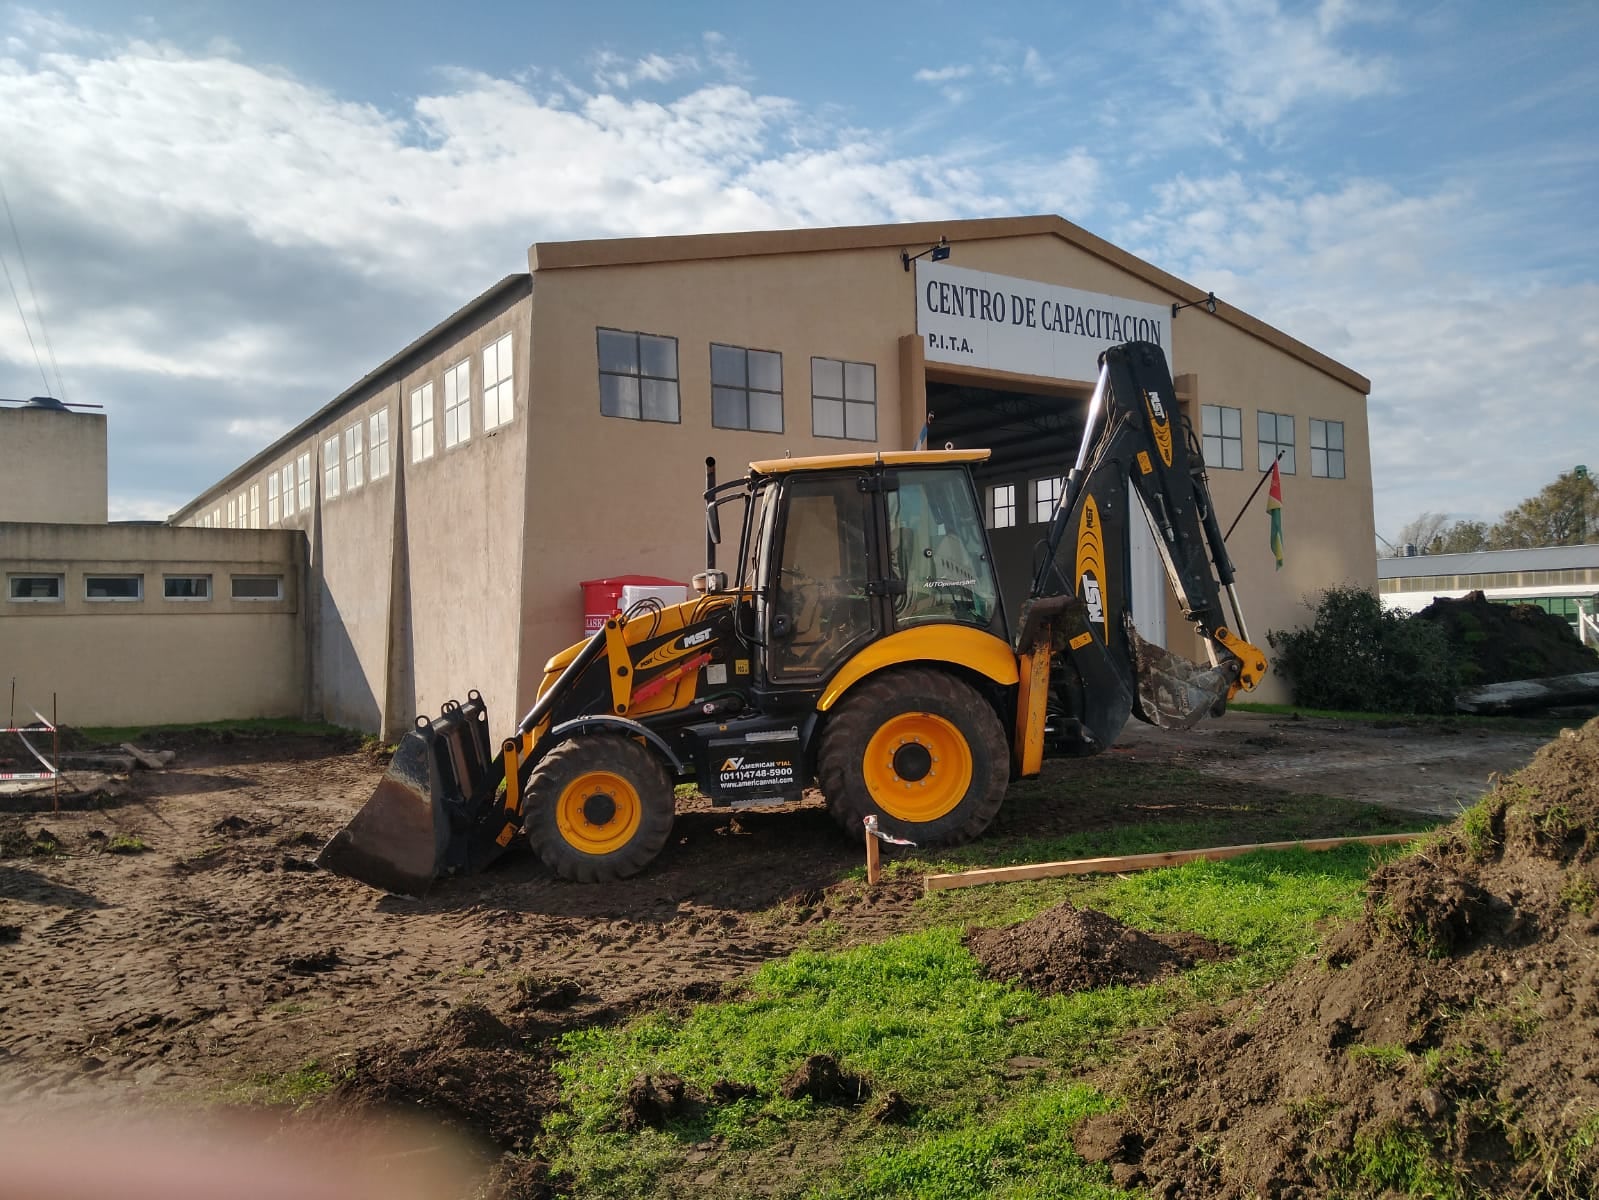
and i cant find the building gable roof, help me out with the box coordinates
[530,215,1370,394]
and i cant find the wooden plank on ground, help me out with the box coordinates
[922,831,1428,893]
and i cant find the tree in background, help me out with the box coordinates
[1428,520,1489,554]
[1387,467,1596,555]
[1488,468,1597,549]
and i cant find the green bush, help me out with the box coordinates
[1266,585,1462,714]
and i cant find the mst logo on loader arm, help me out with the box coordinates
[1076,494,1108,641]
[1143,388,1174,467]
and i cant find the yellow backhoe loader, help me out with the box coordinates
[318,340,1268,893]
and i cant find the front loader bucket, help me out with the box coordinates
[317,692,513,895]
[1129,629,1235,731]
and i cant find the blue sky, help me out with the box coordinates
[1,1,1595,542]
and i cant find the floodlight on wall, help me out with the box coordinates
[1171,291,1217,318]
[901,236,951,272]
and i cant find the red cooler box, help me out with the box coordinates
[581,575,689,636]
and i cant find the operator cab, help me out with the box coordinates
[713,450,1006,688]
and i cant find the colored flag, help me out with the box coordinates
[1266,461,1284,570]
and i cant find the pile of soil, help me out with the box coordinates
[322,1002,559,1197]
[1077,717,1599,1198]
[1419,591,1599,685]
[967,902,1228,997]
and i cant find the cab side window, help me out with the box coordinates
[889,468,1001,632]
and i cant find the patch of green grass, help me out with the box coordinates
[1323,1124,1463,1198]
[1559,873,1597,916]
[1460,794,1506,860]
[1348,1042,1411,1073]
[814,1086,1122,1200]
[105,833,148,854]
[238,1059,338,1109]
[545,841,1388,1197]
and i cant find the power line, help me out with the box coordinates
[0,244,51,398]
[0,174,65,402]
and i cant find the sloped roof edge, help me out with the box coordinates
[530,215,1370,394]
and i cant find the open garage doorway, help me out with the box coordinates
[924,376,1167,648]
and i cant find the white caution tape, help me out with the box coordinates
[863,814,917,847]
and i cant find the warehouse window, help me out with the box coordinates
[268,474,280,524]
[87,574,142,601]
[1311,418,1345,479]
[249,484,260,528]
[231,575,283,601]
[597,328,680,422]
[711,344,783,433]
[164,575,211,600]
[1031,476,1064,524]
[410,382,435,461]
[811,357,876,441]
[1258,411,1295,474]
[369,408,391,480]
[1201,404,1243,470]
[296,452,312,509]
[345,422,363,490]
[986,483,1016,530]
[226,497,237,528]
[281,463,296,517]
[211,506,221,527]
[443,358,471,448]
[483,333,514,430]
[8,574,62,601]
[323,435,341,499]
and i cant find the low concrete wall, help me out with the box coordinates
[1,523,305,727]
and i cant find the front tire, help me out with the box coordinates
[525,734,674,882]
[817,667,1009,846]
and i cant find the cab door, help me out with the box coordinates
[764,473,878,682]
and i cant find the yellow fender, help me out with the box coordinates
[816,626,1020,711]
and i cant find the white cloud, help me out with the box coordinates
[1117,171,1599,538]
[913,64,973,84]
[590,49,699,90]
[0,24,1104,513]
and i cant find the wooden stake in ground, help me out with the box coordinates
[923,831,1427,893]
[864,815,881,886]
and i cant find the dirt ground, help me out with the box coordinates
[0,710,1573,1191]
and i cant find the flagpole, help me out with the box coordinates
[1224,450,1285,541]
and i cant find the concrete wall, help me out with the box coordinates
[0,523,303,727]
[0,407,108,524]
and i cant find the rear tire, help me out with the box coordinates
[817,667,1009,846]
[525,734,674,882]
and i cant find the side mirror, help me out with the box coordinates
[692,570,728,595]
[707,503,722,546]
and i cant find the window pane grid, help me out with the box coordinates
[297,452,312,509]
[987,484,1016,530]
[1258,410,1295,474]
[811,357,876,441]
[410,383,435,461]
[1031,476,1065,523]
[1201,404,1244,470]
[711,345,783,433]
[369,409,391,480]
[322,435,341,499]
[444,359,471,448]
[483,333,514,430]
[1310,418,1345,479]
[345,423,363,490]
[598,328,680,423]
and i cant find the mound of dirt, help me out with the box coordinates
[1081,717,1599,1198]
[967,902,1228,997]
[1419,591,1599,685]
[326,1002,556,1158]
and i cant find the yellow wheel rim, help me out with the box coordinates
[862,712,973,824]
[555,770,642,855]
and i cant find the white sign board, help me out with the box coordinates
[915,261,1170,382]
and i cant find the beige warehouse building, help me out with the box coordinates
[166,215,1375,738]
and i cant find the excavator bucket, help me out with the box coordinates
[1129,629,1234,730]
[316,692,514,895]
